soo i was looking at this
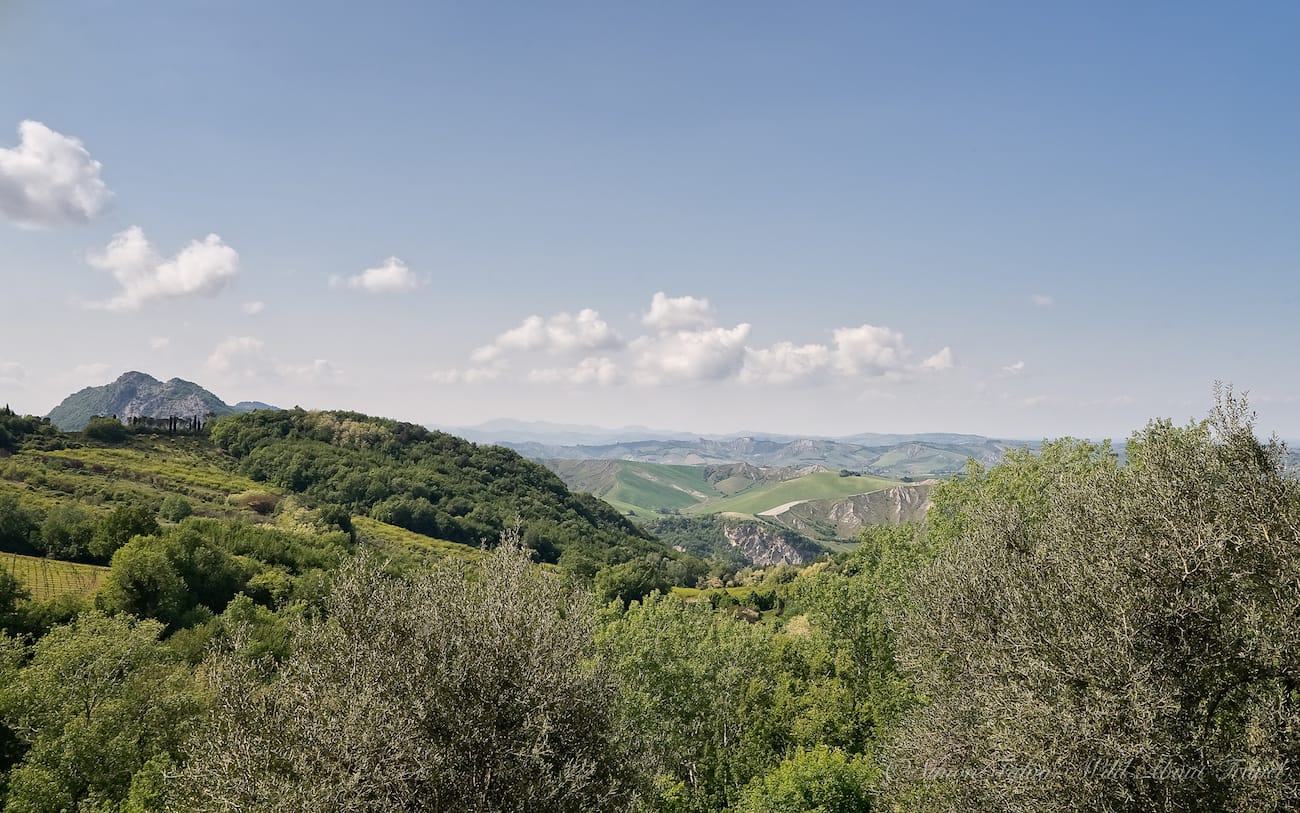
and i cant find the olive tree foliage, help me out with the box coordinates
[172,540,645,813]
[882,390,1300,812]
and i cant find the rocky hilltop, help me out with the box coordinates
[765,482,936,539]
[722,522,824,566]
[47,371,276,431]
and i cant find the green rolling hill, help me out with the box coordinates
[538,458,924,540]
[542,459,724,514]
[1,398,683,599]
[539,459,832,517]
[692,472,903,517]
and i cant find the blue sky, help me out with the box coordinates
[1,1,1298,439]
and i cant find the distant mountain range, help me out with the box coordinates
[445,419,1032,475]
[46,371,278,431]
[500,435,1025,478]
[439,419,1009,449]
[435,419,702,446]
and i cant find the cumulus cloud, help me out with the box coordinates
[241,300,265,316]
[830,324,910,377]
[206,336,266,375]
[443,292,956,389]
[206,336,338,383]
[642,292,715,332]
[87,226,239,311]
[741,342,833,384]
[0,121,111,229]
[472,309,622,363]
[333,257,422,293]
[740,327,951,383]
[1001,360,1025,376]
[920,347,955,371]
[1030,293,1054,307]
[529,356,621,387]
[149,336,170,351]
[0,362,25,386]
[633,324,751,385]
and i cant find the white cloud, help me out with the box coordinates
[333,257,421,293]
[206,336,336,384]
[741,328,951,384]
[1030,293,1054,307]
[472,308,622,363]
[88,226,239,311]
[206,336,266,376]
[0,362,25,387]
[1001,360,1025,376]
[921,346,954,371]
[633,323,751,385]
[529,356,621,386]
[445,296,956,390]
[0,121,110,229]
[741,342,833,384]
[831,324,910,377]
[241,300,265,316]
[149,336,170,351]
[642,292,715,332]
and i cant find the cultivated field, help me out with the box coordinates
[3,552,108,601]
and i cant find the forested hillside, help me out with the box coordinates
[209,409,666,573]
[0,394,1296,812]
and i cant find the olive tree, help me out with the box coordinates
[173,540,644,812]
[882,390,1300,812]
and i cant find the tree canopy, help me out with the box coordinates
[175,541,644,813]
[882,390,1300,811]
[209,409,665,571]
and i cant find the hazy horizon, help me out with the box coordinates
[23,367,1275,445]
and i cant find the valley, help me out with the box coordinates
[533,444,954,542]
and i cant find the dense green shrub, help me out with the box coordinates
[0,613,201,812]
[159,495,193,522]
[38,504,97,561]
[0,495,39,555]
[90,502,159,560]
[735,746,877,813]
[83,417,128,443]
[174,543,645,812]
[97,518,351,629]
